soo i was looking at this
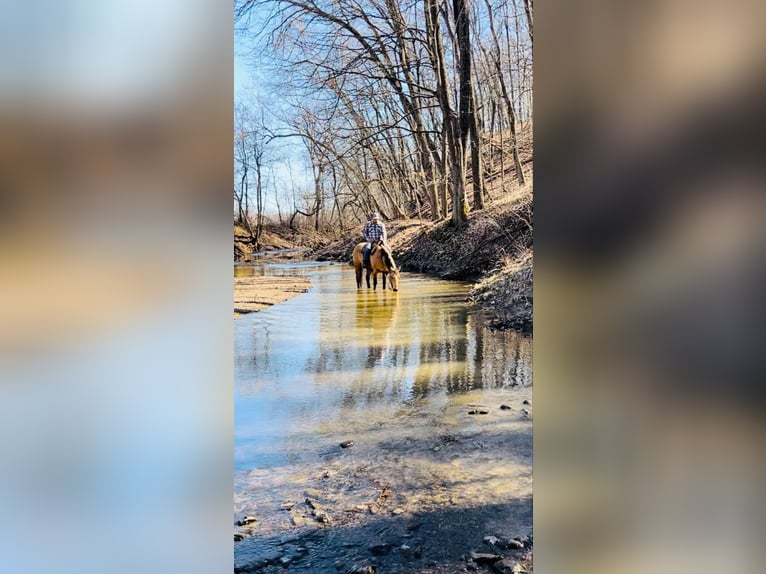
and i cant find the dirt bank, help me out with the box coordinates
[310,188,533,332]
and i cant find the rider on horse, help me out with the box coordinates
[362,212,387,268]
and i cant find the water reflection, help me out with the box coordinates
[234,262,531,471]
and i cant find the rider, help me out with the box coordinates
[362,212,387,268]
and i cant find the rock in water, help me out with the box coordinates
[340,440,355,448]
[470,551,502,564]
[468,409,490,415]
[493,559,527,574]
[237,515,257,526]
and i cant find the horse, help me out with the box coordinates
[352,240,400,292]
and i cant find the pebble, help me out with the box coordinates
[500,404,512,410]
[468,409,490,415]
[315,510,331,523]
[392,507,404,515]
[522,400,531,405]
[493,559,527,574]
[340,440,355,448]
[304,488,323,499]
[507,538,525,549]
[237,515,257,526]
[234,533,244,542]
[483,535,500,547]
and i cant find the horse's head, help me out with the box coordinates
[377,242,400,292]
[388,267,400,292]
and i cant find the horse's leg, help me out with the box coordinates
[382,273,387,290]
[365,268,371,289]
[355,264,362,289]
[373,271,378,291]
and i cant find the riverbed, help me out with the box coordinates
[234,261,532,573]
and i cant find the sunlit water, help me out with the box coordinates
[235,261,531,474]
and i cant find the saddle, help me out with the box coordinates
[363,240,384,269]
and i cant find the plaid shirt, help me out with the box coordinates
[363,220,387,242]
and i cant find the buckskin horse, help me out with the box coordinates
[352,240,400,292]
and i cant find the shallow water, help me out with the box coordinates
[234,261,532,572]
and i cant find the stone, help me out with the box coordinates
[507,538,525,549]
[469,551,502,564]
[234,533,244,542]
[493,559,527,574]
[392,507,405,515]
[468,409,490,415]
[347,566,376,574]
[522,400,531,405]
[237,515,257,526]
[500,404,512,410]
[483,535,500,547]
[314,510,331,524]
[340,440,355,448]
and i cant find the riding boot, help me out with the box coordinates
[363,243,371,268]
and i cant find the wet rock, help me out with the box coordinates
[522,400,531,405]
[521,408,531,418]
[234,533,244,542]
[500,404,512,410]
[280,502,296,511]
[340,440,355,448]
[470,551,502,565]
[305,499,331,523]
[237,515,257,526]
[468,409,490,415]
[304,488,323,499]
[315,510,331,524]
[483,535,500,547]
[347,565,376,574]
[493,559,527,574]
[507,538,525,550]
[392,507,405,515]
[290,515,306,526]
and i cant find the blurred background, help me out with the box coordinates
[1,0,765,573]
[0,1,233,573]
[536,0,766,572]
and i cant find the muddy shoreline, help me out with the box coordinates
[234,387,533,574]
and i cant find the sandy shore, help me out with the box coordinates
[234,275,312,318]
